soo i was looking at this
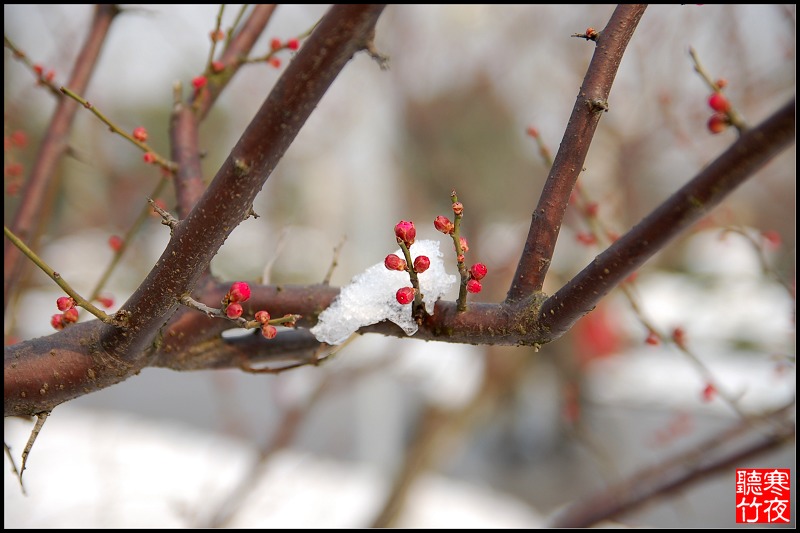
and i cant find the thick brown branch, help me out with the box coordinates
[3,5,119,314]
[549,404,795,527]
[539,98,796,341]
[170,107,205,219]
[506,5,647,302]
[5,5,388,417]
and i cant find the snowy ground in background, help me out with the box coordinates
[4,407,544,529]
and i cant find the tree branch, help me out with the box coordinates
[3,4,120,314]
[539,98,796,341]
[548,403,796,527]
[506,4,648,302]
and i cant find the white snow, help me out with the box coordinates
[310,239,457,345]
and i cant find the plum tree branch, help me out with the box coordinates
[538,97,796,341]
[506,4,648,302]
[3,4,120,314]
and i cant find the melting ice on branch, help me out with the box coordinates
[310,240,457,345]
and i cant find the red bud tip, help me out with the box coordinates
[56,296,75,311]
[469,263,488,280]
[396,287,415,305]
[413,255,431,274]
[132,127,148,142]
[270,37,282,51]
[434,215,455,235]
[262,324,278,339]
[255,310,271,324]
[287,38,300,51]
[708,92,730,113]
[108,235,124,252]
[228,281,251,303]
[384,254,407,272]
[394,220,416,247]
[51,314,65,330]
[452,202,464,216]
[192,76,208,90]
[466,279,482,294]
[226,302,243,319]
[707,113,729,134]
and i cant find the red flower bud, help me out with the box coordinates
[701,383,716,402]
[396,287,415,305]
[384,254,407,272]
[96,295,114,308]
[394,220,416,247]
[62,307,79,324]
[469,263,488,280]
[459,237,469,253]
[228,281,251,303]
[413,255,430,274]
[466,279,482,294]
[270,37,282,51]
[707,113,729,134]
[261,324,278,339]
[287,38,300,51]
[452,202,463,216]
[226,302,243,319]
[56,296,75,311]
[51,314,65,330]
[645,331,660,345]
[708,92,730,113]
[255,310,271,324]
[108,235,124,252]
[268,57,281,68]
[132,127,148,143]
[143,152,156,164]
[434,215,454,235]
[211,61,225,73]
[672,327,686,349]
[210,29,225,42]
[192,76,208,90]
[526,126,539,138]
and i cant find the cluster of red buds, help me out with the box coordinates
[221,281,295,339]
[266,37,302,69]
[706,82,732,134]
[4,129,28,195]
[51,296,79,330]
[434,192,488,300]
[387,220,429,305]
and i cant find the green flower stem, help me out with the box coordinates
[4,225,112,323]
[450,191,469,311]
[59,86,178,172]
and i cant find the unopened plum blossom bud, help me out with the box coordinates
[434,215,454,235]
[469,263,488,280]
[707,113,729,134]
[262,324,278,339]
[708,92,731,113]
[57,296,75,311]
[466,279,482,294]
[62,307,79,323]
[413,255,430,274]
[226,302,243,319]
[459,237,469,253]
[51,314,65,330]
[384,254,407,271]
[255,310,271,324]
[396,286,415,305]
[132,127,148,142]
[394,220,416,247]
[228,281,251,303]
[452,202,463,216]
[109,235,124,252]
